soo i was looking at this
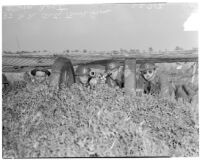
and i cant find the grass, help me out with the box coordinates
[2,80,199,158]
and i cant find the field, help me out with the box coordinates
[2,62,199,158]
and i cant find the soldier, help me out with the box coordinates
[75,65,91,87]
[139,63,172,98]
[173,82,198,103]
[105,61,124,88]
[30,68,51,84]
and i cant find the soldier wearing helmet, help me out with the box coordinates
[30,68,51,84]
[76,65,91,87]
[105,61,124,88]
[139,63,171,97]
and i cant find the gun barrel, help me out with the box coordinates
[90,71,96,77]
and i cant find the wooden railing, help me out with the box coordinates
[2,49,198,72]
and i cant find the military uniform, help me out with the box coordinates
[139,63,172,98]
[30,68,51,84]
[105,76,124,88]
[174,83,198,103]
[105,61,124,88]
[143,72,171,97]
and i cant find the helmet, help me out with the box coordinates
[31,68,51,77]
[139,63,157,72]
[76,65,91,76]
[106,61,120,71]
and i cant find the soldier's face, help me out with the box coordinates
[35,71,46,83]
[35,75,46,83]
[110,68,119,80]
[142,69,155,81]
[80,75,89,84]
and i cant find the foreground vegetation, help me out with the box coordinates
[2,81,199,158]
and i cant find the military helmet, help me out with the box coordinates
[106,61,120,71]
[76,65,91,76]
[31,68,51,77]
[139,63,157,72]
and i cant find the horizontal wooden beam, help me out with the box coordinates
[2,49,198,72]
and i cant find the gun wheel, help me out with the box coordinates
[49,57,75,89]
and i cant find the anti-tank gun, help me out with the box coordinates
[89,70,111,88]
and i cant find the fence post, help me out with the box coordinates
[124,59,136,95]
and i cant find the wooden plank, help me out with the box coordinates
[2,66,51,73]
[124,59,137,95]
[2,55,198,68]
[2,49,198,72]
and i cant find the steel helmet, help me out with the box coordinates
[31,68,51,77]
[139,63,157,72]
[106,61,120,71]
[76,65,91,76]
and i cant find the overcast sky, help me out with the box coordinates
[2,3,198,52]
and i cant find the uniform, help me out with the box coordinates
[105,61,124,88]
[105,76,124,88]
[139,63,172,98]
[174,83,198,103]
[30,68,51,84]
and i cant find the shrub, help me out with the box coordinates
[2,81,199,158]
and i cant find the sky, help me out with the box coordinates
[2,3,199,52]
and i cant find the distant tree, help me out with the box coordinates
[83,49,87,53]
[112,50,118,54]
[130,49,136,53]
[149,47,153,52]
[192,47,198,51]
[120,48,125,53]
[136,49,140,53]
[66,49,70,53]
